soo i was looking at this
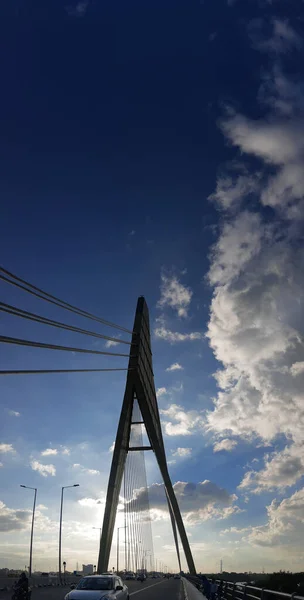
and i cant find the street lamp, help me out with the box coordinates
[20,485,37,578]
[93,527,102,571]
[59,484,79,584]
[116,526,127,574]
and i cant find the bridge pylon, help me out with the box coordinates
[97,297,196,575]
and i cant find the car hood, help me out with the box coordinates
[67,591,111,600]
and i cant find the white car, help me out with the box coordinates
[64,575,129,600]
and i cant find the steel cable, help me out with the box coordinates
[0,267,133,334]
[0,368,131,375]
[0,334,131,357]
[0,302,131,346]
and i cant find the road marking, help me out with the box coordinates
[130,580,167,596]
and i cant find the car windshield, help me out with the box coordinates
[77,577,113,591]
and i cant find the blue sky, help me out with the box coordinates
[1,0,304,575]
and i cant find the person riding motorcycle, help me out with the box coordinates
[13,572,29,599]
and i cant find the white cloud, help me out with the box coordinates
[105,335,121,348]
[156,387,167,397]
[249,18,302,54]
[8,410,20,417]
[0,501,31,532]
[206,63,304,494]
[109,441,115,453]
[78,496,105,507]
[290,361,304,376]
[213,439,238,453]
[245,487,304,548]
[160,404,202,436]
[166,363,184,372]
[172,447,192,458]
[131,481,239,525]
[30,461,56,477]
[209,172,260,210]
[65,1,89,17]
[0,463,3,468]
[79,498,98,507]
[41,448,58,456]
[221,526,251,536]
[259,67,304,117]
[220,112,304,167]
[61,447,71,455]
[0,443,15,454]
[239,444,304,493]
[155,326,202,343]
[157,274,193,318]
[73,463,100,475]
[208,211,263,286]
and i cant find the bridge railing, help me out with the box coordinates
[183,577,304,600]
[219,581,304,600]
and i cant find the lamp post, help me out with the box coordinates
[59,485,79,584]
[116,526,127,574]
[20,485,37,578]
[92,527,102,572]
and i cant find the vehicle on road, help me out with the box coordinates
[174,574,181,579]
[125,573,136,581]
[64,574,129,600]
[136,574,146,582]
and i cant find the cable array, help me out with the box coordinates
[0,267,133,334]
[0,266,133,375]
[0,303,131,346]
[0,335,131,357]
[122,397,154,574]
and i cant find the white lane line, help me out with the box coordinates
[181,577,188,600]
[130,580,167,596]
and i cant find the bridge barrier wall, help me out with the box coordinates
[182,577,206,600]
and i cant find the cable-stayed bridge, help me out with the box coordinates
[2,266,304,600]
[0,266,195,600]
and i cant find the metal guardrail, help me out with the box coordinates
[217,580,304,600]
[184,577,304,600]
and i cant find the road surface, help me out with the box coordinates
[0,578,183,600]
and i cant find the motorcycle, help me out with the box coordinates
[11,584,32,600]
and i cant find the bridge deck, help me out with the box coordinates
[0,578,184,600]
